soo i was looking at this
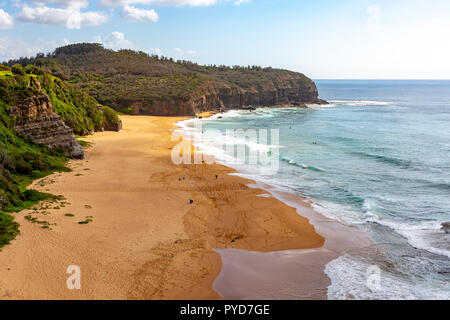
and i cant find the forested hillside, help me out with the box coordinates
[6,43,324,116]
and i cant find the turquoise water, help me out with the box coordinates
[178,80,450,299]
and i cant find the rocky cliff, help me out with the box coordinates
[7,44,327,117]
[191,79,326,115]
[126,77,325,116]
[8,95,84,159]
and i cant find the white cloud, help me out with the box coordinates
[366,5,381,31]
[234,0,250,5]
[24,0,248,9]
[100,0,151,6]
[4,0,245,36]
[0,9,14,30]
[11,0,23,8]
[121,5,158,22]
[150,47,162,55]
[0,38,37,61]
[29,0,89,8]
[17,5,108,29]
[93,35,103,43]
[151,0,218,5]
[174,48,197,57]
[0,37,66,61]
[100,0,219,7]
[96,31,134,49]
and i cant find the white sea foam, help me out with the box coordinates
[256,194,271,198]
[306,100,393,109]
[175,114,283,173]
[311,200,366,226]
[329,100,393,106]
[306,103,337,109]
[325,254,449,300]
[176,107,450,300]
[311,195,450,259]
[367,218,450,259]
[313,197,450,259]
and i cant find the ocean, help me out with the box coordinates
[177,80,450,300]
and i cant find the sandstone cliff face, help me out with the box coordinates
[8,95,84,159]
[193,79,325,114]
[127,77,326,116]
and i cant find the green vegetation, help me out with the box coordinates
[0,211,18,249]
[0,107,68,212]
[24,214,50,226]
[0,114,68,249]
[0,62,119,249]
[0,66,68,243]
[77,140,92,148]
[0,63,120,135]
[5,43,315,115]
[78,215,93,224]
[0,43,314,248]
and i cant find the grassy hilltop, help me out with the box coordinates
[6,43,319,115]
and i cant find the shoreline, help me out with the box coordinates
[0,115,368,300]
[210,171,373,300]
[175,114,373,300]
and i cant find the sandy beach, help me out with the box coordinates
[0,115,341,300]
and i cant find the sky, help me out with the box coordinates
[0,0,450,79]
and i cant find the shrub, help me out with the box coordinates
[11,64,25,76]
[0,78,8,88]
[13,154,33,174]
[102,106,119,125]
[11,152,51,175]
[0,147,13,171]
[24,65,45,75]
[31,170,42,178]
[0,212,19,248]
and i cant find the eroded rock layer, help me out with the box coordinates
[8,95,84,159]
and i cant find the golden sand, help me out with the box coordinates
[0,116,324,300]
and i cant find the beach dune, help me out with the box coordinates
[0,116,325,300]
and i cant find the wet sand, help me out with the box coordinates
[213,183,373,300]
[0,115,333,300]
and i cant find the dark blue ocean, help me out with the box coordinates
[178,80,450,299]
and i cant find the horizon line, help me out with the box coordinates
[313,78,450,81]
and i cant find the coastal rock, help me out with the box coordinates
[8,94,84,159]
[101,114,123,132]
[442,222,450,234]
[189,78,327,115]
[109,118,123,132]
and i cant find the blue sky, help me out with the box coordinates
[1,0,450,79]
